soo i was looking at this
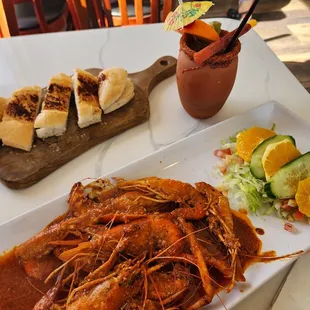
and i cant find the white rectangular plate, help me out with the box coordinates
[1,101,310,309]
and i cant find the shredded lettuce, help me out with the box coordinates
[220,135,237,146]
[217,140,274,214]
[220,158,273,214]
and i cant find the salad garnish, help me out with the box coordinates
[215,126,310,230]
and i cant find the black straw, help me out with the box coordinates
[225,0,260,52]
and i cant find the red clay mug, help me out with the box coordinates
[176,32,241,119]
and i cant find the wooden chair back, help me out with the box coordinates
[68,0,175,28]
[0,0,68,37]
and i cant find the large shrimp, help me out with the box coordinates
[85,178,121,203]
[58,215,185,262]
[116,177,209,219]
[67,257,190,310]
[193,221,233,278]
[195,182,234,231]
[15,190,163,263]
[178,218,214,306]
[15,210,102,262]
[67,258,144,310]
[195,182,245,289]
[71,181,168,216]
[147,264,190,305]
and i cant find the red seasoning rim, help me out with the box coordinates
[180,31,241,64]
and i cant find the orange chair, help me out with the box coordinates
[67,0,175,28]
[0,0,69,37]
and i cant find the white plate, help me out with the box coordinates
[1,101,310,309]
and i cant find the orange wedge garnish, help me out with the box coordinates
[296,178,310,217]
[236,127,276,163]
[262,139,301,181]
[178,20,220,42]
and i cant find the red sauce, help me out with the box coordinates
[255,228,265,235]
[232,210,262,270]
[0,250,52,310]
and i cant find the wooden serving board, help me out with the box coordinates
[0,56,177,189]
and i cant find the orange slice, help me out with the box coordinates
[262,139,301,181]
[178,20,220,42]
[296,177,310,217]
[236,127,275,163]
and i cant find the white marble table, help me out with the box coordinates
[0,18,309,310]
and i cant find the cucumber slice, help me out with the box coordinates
[265,152,310,199]
[250,135,296,179]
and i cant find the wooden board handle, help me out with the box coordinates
[130,56,177,96]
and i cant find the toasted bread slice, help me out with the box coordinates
[0,97,8,121]
[98,68,127,111]
[35,73,72,139]
[73,69,102,128]
[104,78,135,114]
[0,86,41,151]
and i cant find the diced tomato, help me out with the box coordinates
[222,148,232,155]
[284,222,295,232]
[294,210,304,221]
[214,150,225,158]
[214,148,232,158]
[281,204,294,212]
[219,166,227,174]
